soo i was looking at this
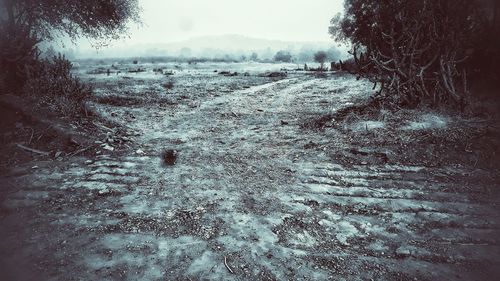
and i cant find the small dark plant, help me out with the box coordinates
[162,81,175,90]
[162,149,178,166]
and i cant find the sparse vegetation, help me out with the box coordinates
[23,54,92,116]
[0,0,141,96]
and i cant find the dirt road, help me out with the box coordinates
[1,72,499,280]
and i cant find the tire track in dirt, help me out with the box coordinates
[1,73,499,280]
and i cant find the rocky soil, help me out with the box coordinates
[1,65,499,280]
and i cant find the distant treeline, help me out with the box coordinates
[72,48,342,65]
[76,56,251,65]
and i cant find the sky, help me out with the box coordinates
[80,0,344,49]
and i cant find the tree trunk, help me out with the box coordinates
[4,0,15,26]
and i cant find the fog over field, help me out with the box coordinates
[67,34,348,61]
[54,0,347,60]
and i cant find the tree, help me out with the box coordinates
[314,51,328,70]
[274,50,292,63]
[250,52,259,61]
[0,0,141,90]
[329,0,498,107]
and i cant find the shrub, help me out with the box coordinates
[23,54,92,117]
[274,51,293,63]
[338,58,358,73]
[0,24,40,93]
[330,0,498,108]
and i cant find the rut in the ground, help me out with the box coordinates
[1,73,499,280]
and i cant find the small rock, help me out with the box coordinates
[395,246,411,257]
[98,189,110,195]
[136,149,144,154]
[280,120,289,125]
[102,144,114,151]
[85,160,93,165]
[31,166,39,169]
[162,149,177,166]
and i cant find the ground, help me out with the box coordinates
[1,62,499,280]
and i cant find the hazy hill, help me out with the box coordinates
[72,34,348,60]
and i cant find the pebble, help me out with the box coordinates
[102,144,114,151]
[98,189,110,195]
[395,246,411,257]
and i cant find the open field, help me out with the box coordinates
[1,62,499,280]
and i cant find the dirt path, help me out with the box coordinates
[1,73,499,280]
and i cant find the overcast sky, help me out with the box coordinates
[88,0,344,48]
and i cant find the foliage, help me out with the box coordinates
[0,0,141,91]
[274,50,293,63]
[0,23,41,91]
[0,0,141,43]
[332,58,357,72]
[314,51,328,69]
[23,54,92,116]
[330,0,499,108]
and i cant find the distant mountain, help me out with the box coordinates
[74,34,348,60]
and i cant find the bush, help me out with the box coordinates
[330,58,357,73]
[274,51,293,63]
[0,24,40,93]
[23,54,92,117]
[330,0,498,108]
